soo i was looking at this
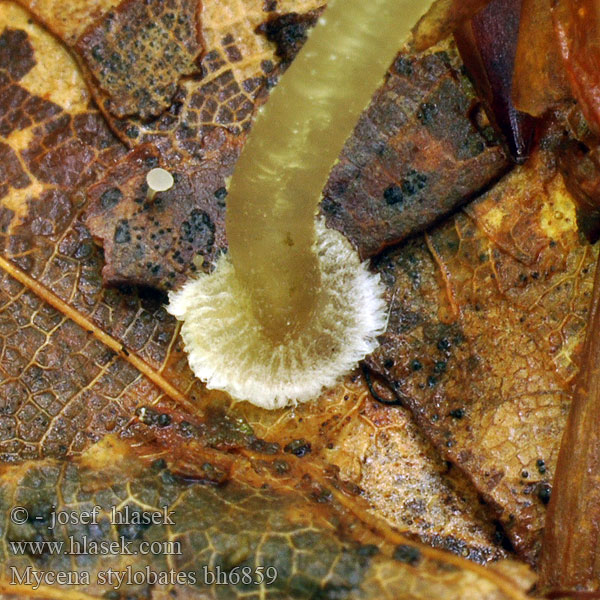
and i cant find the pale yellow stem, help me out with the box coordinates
[226,0,433,340]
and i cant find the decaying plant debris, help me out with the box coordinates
[1,0,600,597]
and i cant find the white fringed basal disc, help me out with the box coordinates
[167,221,387,409]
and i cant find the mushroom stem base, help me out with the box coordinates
[167,221,387,409]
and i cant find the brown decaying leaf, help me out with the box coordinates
[454,0,535,163]
[0,1,538,597]
[86,0,326,153]
[18,0,204,121]
[236,372,507,563]
[75,0,204,120]
[368,135,597,563]
[321,45,508,259]
[78,5,507,288]
[539,249,600,593]
[85,142,231,290]
[411,0,491,51]
[511,0,570,118]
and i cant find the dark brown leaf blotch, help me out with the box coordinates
[75,0,203,119]
[321,49,509,259]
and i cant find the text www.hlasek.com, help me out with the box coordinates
[9,537,179,556]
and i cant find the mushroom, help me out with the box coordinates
[167,0,436,409]
[146,168,174,201]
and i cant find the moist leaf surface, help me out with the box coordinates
[321,47,508,259]
[368,141,595,562]
[0,2,538,597]
[74,0,204,119]
[0,437,534,600]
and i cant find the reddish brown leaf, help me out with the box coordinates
[17,0,325,292]
[0,142,30,199]
[554,0,600,137]
[85,139,233,290]
[454,0,536,163]
[512,0,570,118]
[539,253,600,593]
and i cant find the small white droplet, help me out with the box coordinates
[147,168,174,193]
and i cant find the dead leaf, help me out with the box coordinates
[368,136,595,562]
[0,436,535,599]
[321,45,508,259]
[75,0,204,119]
[0,0,559,597]
[84,142,231,290]
[235,372,509,563]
